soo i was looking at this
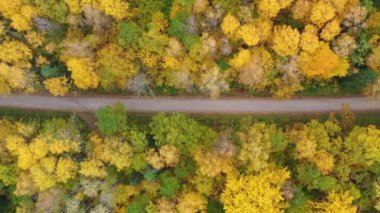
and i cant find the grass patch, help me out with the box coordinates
[0,108,70,121]
[128,111,380,132]
[1,108,379,132]
[0,108,89,134]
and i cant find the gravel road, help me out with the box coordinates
[0,95,379,114]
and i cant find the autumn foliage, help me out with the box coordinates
[0,104,378,211]
[0,0,378,98]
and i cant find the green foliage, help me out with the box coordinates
[41,117,82,139]
[150,113,216,154]
[286,186,310,213]
[128,172,144,185]
[95,103,128,136]
[0,0,377,98]
[142,167,157,181]
[299,81,341,96]
[44,25,66,44]
[211,0,240,12]
[179,0,194,7]
[159,171,180,199]
[162,0,174,18]
[127,193,149,213]
[0,164,17,186]
[340,69,377,93]
[135,0,165,26]
[40,65,66,79]
[362,0,375,14]
[182,34,200,50]
[33,0,69,23]
[174,158,196,179]
[2,106,380,211]
[117,21,142,49]
[207,198,225,213]
[269,129,288,153]
[296,163,337,191]
[169,13,187,40]
[350,31,372,67]
[131,153,148,171]
[216,59,230,72]
[374,0,380,8]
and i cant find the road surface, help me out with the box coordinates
[0,95,379,114]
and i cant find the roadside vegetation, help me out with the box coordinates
[0,0,380,98]
[0,104,380,212]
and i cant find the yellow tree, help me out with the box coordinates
[194,149,233,178]
[288,120,340,174]
[66,58,99,89]
[253,19,273,42]
[221,13,240,38]
[278,0,294,9]
[259,0,293,18]
[292,0,312,22]
[0,40,32,66]
[199,66,229,99]
[177,192,207,213]
[145,145,180,170]
[311,191,357,213]
[88,134,133,171]
[238,48,274,90]
[0,0,36,31]
[375,179,380,211]
[98,0,131,20]
[329,0,349,13]
[0,40,32,94]
[344,125,380,167]
[97,44,137,90]
[193,0,209,13]
[366,46,380,71]
[64,0,82,13]
[312,150,335,175]
[221,167,290,213]
[146,149,165,170]
[238,23,260,46]
[299,43,349,79]
[238,123,271,171]
[288,128,317,160]
[229,49,251,69]
[300,25,320,53]
[5,119,82,191]
[272,25,300,56]
[43,77,70,96]
[258,0,281,18]
[79,158,107,178]
[310,1,336,28]
[320,19,341,41]
[56,157,77,183]
[159,145,180,167]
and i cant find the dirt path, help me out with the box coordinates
[0,95,379,114]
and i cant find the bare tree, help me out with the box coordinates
[83,6,113,33]
[127,73,155,97]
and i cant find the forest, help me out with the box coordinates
[1,0,380,212]
[0,104,379,212]
[0,0,379,98]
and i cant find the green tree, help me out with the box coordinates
[296,162,338,191]
[150,113,216,154]
[40,65,66,79]
[117,21,142,49]
[33,0,69,23]
[159,171,179,199]
[95,103,128,136]
[127,193,149,213]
